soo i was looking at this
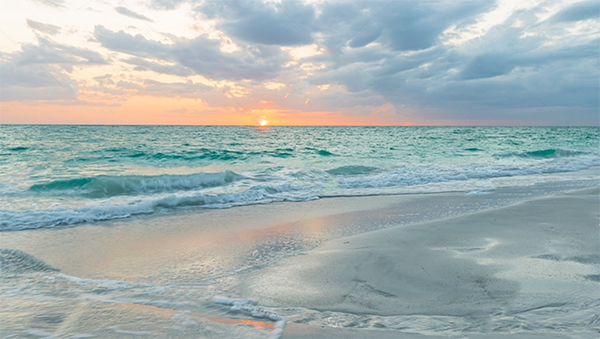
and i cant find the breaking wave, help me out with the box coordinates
[498,148,587,159]
[28,170,245,198]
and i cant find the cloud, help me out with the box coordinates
[93,25,289,81]
[135,79,212,97]
[199,0,490,50]
[311,1,494,53]
[26,19,61,35]
[0,64,78,101]
[148,0,187,10]
[14,37,107,71]
[215,0,314,46]
[93,74,114,86]
[1,37,107,101]
[124,57,193,77]
[460,37,599,80]
[551,0,600,23]
[6,0,599,124]
[115,6,154,22]
[288,2,599,124]
[367,2,491,51]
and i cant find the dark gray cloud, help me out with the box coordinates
[198,0,492,50]
[310,1,494,53]
[369,49,599,123]
[115,6,154,22]
[269,2,597,124]
[362,1,490,51]
[26,19,61,35]
[216,0,314,46]
[551,0,600,22]
[460,53,512,80]
[93,25,289,81]
[460,37,599,80]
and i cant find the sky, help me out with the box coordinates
[0,0,598,126]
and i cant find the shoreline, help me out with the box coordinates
[1,186,598,338]
[2,182,592,282]
[2,165,599,233]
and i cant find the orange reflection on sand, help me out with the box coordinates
[238,214,330,243]
[240,319,275,328]
[119,302,275,328]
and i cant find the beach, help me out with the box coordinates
[237,188,600,338]
[1,125,599,338]
[1,186,598,338]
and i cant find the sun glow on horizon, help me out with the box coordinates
[259,118,268,127]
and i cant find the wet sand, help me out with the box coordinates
[234,189,599,338]
[1,189,598,338]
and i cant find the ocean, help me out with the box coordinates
[1,125,599,339]
[1,125,599,231]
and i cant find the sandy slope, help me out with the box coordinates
[232,189,600,338]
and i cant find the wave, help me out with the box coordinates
[326,165,380,176]
[2,183,320,231]
[498,148,586,159]
[151,150,245,161]
[28,170,245,198]
[67,148,300,163]
[246,149,295,158]
[4,154,599,231]
[334,155,600,189]
[317,150,335,156]
[71,149,249,162]
[7,146,29,152]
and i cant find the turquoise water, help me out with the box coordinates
[1,125,599,230]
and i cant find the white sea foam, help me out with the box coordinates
[465,187,496,195]
[1,161,599,231]
[335,156,600,190]
[0,184,320,231]
[214,297,286,339]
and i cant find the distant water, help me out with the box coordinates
[1,125,598,231]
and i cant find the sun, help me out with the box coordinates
[259,118,268,127]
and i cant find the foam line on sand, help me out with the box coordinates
[214,297,286,339]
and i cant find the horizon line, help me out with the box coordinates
[1,123,598,127]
